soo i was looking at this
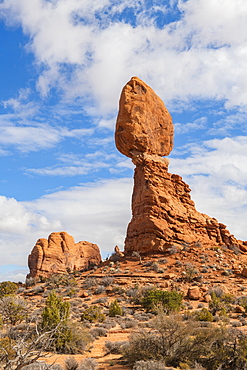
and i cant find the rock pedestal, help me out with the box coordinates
[124,153,243,253]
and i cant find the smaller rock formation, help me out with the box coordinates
[27,231,101,278]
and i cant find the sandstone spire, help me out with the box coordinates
[115,77,247,254]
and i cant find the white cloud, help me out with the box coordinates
[0,178,132,272]
[25,150,128,176]
[170,136,247,240]
[174,117,207,134]
[0,135,247,279]
[2,0,247,115]
[0,121,93,153]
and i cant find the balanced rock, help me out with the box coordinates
[27,231,101,278]
[115,77,246,255]
[115,76,173,158]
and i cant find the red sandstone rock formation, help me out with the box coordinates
[115,77,246,254]
[27,231,101,278]
[115,76,173,158]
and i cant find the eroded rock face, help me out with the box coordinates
[115,77,246,255]
[115,76,173,158]
[27,231,101,278]
[124,153,245,253]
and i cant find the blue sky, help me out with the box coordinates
[0,0,247,282]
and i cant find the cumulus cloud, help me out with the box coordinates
[0,178,132,271]
[170,136,247,240]
[0,0,247,281]
[1,0,247,114]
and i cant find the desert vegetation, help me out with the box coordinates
[1,245,247,369]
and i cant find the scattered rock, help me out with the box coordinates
[235,305,245,314]
[114,245,124,257]
[27,231,101,278]
[241,266,247,277]
[187,286,202,300]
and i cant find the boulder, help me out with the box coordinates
[115,76,173,158]
[187,286,201,300]
[27,231,101,278]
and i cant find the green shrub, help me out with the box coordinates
[41,291,90,354]
[209,292,233,314]
[142,289,183,313]
[41,291,70,330]
[195,308,213,322]
[0,296,27,325]
[109,300,122,317]
[123,311,247,370]
[132,360,168,369]
[0,281,18,297]
[81,305,105,323]
[238,297,247,312]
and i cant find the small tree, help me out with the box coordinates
[142,289,183,313]
[41,291,70,330]
[81,305,105,323]
[0,282,18,298]
[109,300,122,317]
[0,296,27,325]
[41,292,90,354]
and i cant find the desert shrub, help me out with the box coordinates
[81,305,105,323]
[32,286,45,294]
[83,278,98,289]
[46,274,78,289]
[119,318,138,329]
[0,336,16,360]
[209,292,233,315]
[0,295,28,325]
[183,264,199,282]
[209,286,224,298]
[101,276,114,286]
[123,312,247,369]
[90,327,107,338]
[0,281,18,297]
[64,356,79,370]
[133,360,171,370]
[109,300,122,317]
[98,319,116,329]
[94,285,105,295]
[22,364,63,369]
[105,340,127,354]
[41,291,91,354]
[78,357,98,370]
[41,291,70,330]
[54,321,92,354]
[25,277,37,288]
[93,297,108,304]
[150,262,159,272]
[237,296,247,311]
[167,245,178,255]
[142,289,183,313]
[195,308,213,322]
